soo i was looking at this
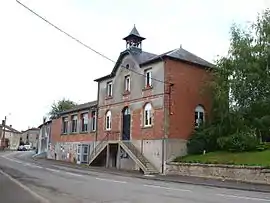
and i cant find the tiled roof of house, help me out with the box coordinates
[59,100,97,115]
[140,47,214,68]
[0,125,21,133]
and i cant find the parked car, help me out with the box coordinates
[17,145,27,151]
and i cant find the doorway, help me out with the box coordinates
[122,107,131,140]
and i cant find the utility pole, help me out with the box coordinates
[1,116,6,149]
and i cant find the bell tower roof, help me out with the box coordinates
[123,25,145,51]
[123,25,146,41]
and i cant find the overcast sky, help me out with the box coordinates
[0,0,268,131]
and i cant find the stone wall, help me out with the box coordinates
[166,162,270,185]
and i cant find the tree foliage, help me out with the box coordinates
[49,98,77,119]
[188,9,270,154]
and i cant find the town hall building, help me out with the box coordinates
[46,26,213,174]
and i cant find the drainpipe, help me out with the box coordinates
[160,57,174,175]
[94,82,100,155]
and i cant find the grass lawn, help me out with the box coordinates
[175,150,270,167]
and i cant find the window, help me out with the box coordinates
[124,75,130,92]
[77,144,89,164]
[91,111,96,131]
[81,113,88,132]
[145,69,152,87]
[62,117,68,134]
[195,105,205,128]
[144,103,152,127]
[107,81,113,97]
[105,111,112,130]
[71,115,78,133]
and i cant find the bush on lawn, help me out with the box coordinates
[187,125,220,154]
[217,130,259,152]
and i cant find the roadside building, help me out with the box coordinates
[0,124,22,150]
[21,128,40,149]
[90,26,213,174]
[48,101,97,164]
[37,119,52,155]
[49,26,213,174]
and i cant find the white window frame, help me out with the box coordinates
[144,103,152,127]
[145,69,152,87]
[77,144,90,164]
[105,111,112,130]
[107,81,113,97]
[62,117,68,134]
[91,111,96,131]
[124,75,131,92]
[81,113,88,132]
[195,105,205,128]
[71,115,78,133]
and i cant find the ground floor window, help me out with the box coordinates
[77,144,90,164]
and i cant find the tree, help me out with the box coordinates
[188,9,270,153]
[49,98,77,119]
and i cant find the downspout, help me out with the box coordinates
[161,57,174,175]
[95,81,100,154]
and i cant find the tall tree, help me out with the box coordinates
[188,9,270,154]
[211,8,270,139]
[49,98,77,119]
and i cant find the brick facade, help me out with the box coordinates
[164,58,212,140]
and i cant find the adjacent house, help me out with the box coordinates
[0,124,22,150]
[48,101,97,164]
[21,128,40,149]
[37,119,52,155]
[47,26,213,174]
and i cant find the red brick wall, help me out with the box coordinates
[97,95,165,141]
[50,113,96,144]
[164,58,212,140]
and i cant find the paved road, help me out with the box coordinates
[0,151,269,203]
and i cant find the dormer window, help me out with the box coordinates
[124,75,130,92]
[145,69,152,87]
[107,81,113,97]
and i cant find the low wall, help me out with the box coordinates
[166,162,270,185]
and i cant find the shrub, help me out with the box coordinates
[187,125,219,154]
[217,130,259,152]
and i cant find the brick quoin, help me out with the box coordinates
[164,58,212,140]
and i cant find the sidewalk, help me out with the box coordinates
[34,158,270,193]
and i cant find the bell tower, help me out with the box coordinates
[123,25,145,51]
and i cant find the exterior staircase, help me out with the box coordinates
[88,136,108,165]
[120,141,159,175]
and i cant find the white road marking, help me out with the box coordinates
[0,169,50,203]
[45,168,60,173]
[96,177,127,184]
[65,172,83,177]
[143,184,192,192]
[217,194,270,202]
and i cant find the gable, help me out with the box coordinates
[94,49,157,82]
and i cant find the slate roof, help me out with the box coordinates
[123,25,146,40]
[0,125,21,133]
[59,100,97,116]
[140,47,214,68]
[94,26,214,82]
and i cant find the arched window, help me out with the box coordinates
[105,111,112,130]
[144,103,152,127]
[195,105,205,128]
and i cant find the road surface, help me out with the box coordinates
[0,151,269,203]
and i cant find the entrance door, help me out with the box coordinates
[122,107,131,140]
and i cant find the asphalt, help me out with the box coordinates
[0,171,40,203]
[31,155,270,193]
[0,151,269,203]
